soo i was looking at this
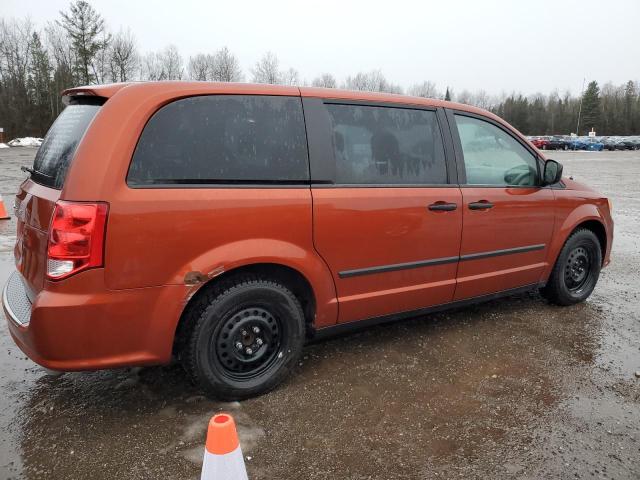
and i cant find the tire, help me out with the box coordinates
[182,276,305,400]
[540,229,602,306]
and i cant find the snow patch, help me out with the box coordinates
[7,137,43,147]
[0,143,9,149]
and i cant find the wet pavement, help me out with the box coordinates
[1,148,639,479]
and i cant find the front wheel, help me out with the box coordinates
[182,277,305,400]
[540,229,602,306]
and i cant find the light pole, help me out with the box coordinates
[576,77,586,135]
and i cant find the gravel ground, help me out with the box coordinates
[0,148,639,479]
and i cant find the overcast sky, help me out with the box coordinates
[4,0,639,95]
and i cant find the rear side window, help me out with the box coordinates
[326,104,447,185]
[128,95,309,185]
[32,99,103,189]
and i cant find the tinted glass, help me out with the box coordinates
[326,104,447,184]
[32,99,103,189]
[128,95,309,185]
[454,115,538,186]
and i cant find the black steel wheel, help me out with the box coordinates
[541,229,602,306]
[182,276,305,400]
[563,246,593,294]
[212,306,283,381]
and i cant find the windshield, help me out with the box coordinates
[31,98,104,189]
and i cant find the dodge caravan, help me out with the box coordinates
[3,82,613,399]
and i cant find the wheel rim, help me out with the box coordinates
[212,307,282,380]
[564,246,592,293]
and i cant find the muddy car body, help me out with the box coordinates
[3,82,613,399]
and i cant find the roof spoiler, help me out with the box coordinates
[62,83,130,105]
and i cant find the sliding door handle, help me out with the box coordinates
[428,202,457,212]
[468,201,494,210]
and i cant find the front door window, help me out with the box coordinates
[454,115,539,186]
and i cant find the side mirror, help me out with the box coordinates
[542,159,563,186]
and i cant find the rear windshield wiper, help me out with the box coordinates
[21,166,53,178]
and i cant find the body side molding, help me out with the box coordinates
[338,244,546,279]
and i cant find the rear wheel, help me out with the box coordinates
[541,229,602,306]
[182,276,305,400]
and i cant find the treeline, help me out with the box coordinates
[1,1,639,139]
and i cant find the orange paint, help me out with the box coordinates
[3,82,613,373]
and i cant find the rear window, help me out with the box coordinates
[127,95,309,185]
[32,98,103,189]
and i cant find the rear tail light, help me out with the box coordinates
[47,201,109,280]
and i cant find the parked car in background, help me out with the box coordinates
[619,137,640,150]
[530,136,550,150]
[568,137,586,150]
[602,137,617,150]
[546,136,570,150]
[2,82,615,400]
[585,137,605,151]
[569,137,604,151]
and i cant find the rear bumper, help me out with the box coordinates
[3,269,188,371]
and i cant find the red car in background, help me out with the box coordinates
[529,136,550,150]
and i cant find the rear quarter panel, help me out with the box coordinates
[104,186,338,327]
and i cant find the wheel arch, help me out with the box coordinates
[173,262,326,358]
[572,219,607,262]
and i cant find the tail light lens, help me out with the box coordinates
[47,201,109,280]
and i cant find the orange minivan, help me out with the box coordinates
[3,82,613,399]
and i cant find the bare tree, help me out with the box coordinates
[109,28,138,82]
[252,52,280,84]
[343,70,402,94]
[141,45,183,80]
[187,53,214,81]
[45,22,76,116]
[280,67,299,86]
[344,71,373,91]
[211,47,243,82]
[312,73,337,88]
[161,45,183,80]
[408,80,439,99]
[141,52,161,80]
[0,18,35,136]
[188,47,243,82]
[0,18,34,86]
[456,89,472,105]
[470,89,492,109]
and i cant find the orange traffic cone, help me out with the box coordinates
[201,413,248,480]
[0,194,9,220]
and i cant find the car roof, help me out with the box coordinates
[62,81,535,155]
[62,81,501,122]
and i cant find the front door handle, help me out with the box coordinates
[428,202,457,212]
[468,200,494,210]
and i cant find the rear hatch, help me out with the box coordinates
[14,97,104,301]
